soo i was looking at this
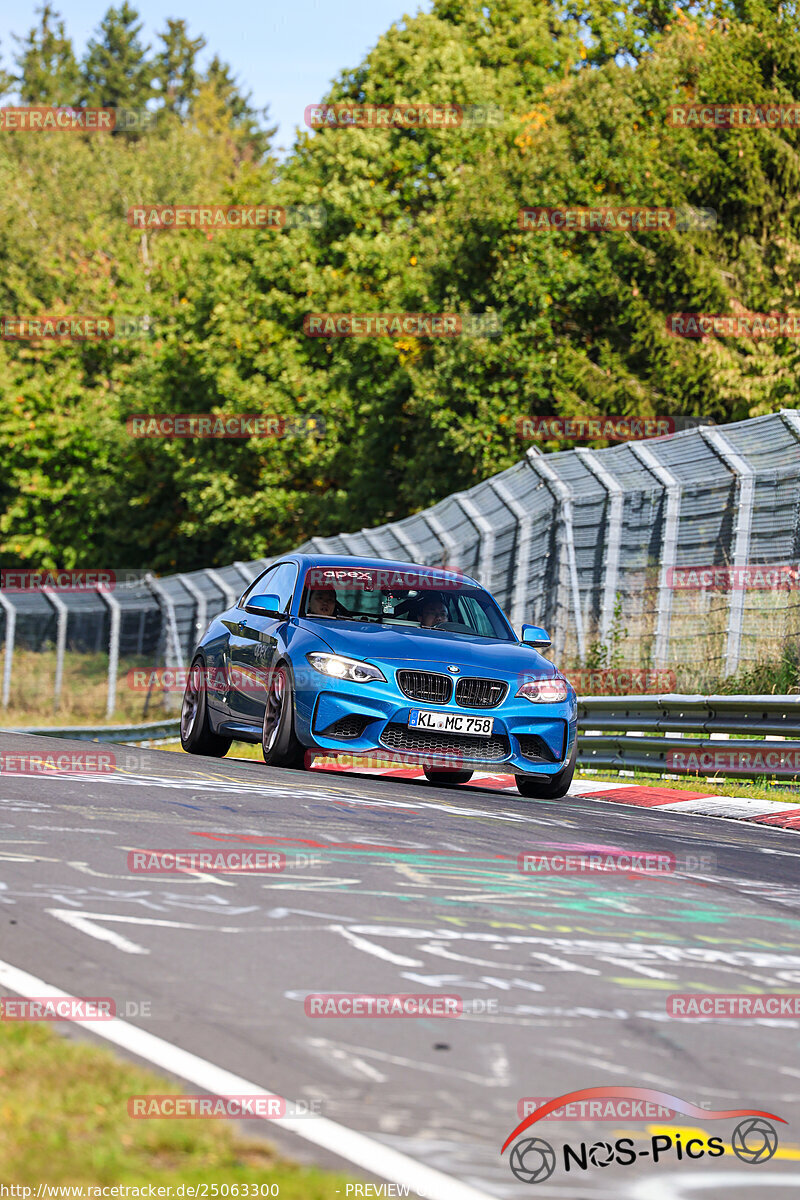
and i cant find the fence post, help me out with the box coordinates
[630,442,680,669]
[455,494,495,589]
[95,584,121,720]
[177,575,207,654]
[233,560,258,586]
[0,592,16,708]
[489,479,535,631]
[576,449,624,644]
[526,449,586,664]
[41,587,67,710]
[424,510,460,570]
[386,522,426,563]
[144,576,184,711]
[701,426,755,676]
[357,527,392,558]
[781,408,800,439]
[204,568,236,610]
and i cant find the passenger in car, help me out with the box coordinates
[306,588,337,617]
[419,592,448,628]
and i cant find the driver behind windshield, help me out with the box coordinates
[419,592,448,628]
[306,587,337,617]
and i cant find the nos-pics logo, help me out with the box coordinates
[501,1087,784,1184]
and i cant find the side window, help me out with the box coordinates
[268,562,299,612]
[240,566,278,608]
[458,596,494,637]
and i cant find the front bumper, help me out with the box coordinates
[294,671,576,776]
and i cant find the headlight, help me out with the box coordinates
[306,652,386,684]
[516,677,569,703]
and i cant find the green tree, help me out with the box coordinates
[13,5,79,105]
[80,2,152,109]
[0,41,14,98]
[154,18,205,116]
[200,55,275,160]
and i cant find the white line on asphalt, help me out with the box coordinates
[333,923,424,967]
[0,957,501,1200]
[46,909,245,954]
[628,1171,800,1197]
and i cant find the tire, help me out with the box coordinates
[180,657,232,757]
[262,660,307,768]
[516,740,577,799]
[423,768,474,786]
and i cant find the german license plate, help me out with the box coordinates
[408,710,494,736]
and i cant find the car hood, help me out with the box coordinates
[300,618,556,679]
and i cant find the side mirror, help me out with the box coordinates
[521,624,551,649]
[244,593,286,618]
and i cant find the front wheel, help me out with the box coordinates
[423,768,473,786]
[180,657,232,757]
[516,741,577,799]
[262,662,307,768]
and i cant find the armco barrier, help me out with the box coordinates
[1,719,181,744]
[577,693,800,780]
[4,694,799,780]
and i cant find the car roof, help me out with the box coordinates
[283,553,478,586]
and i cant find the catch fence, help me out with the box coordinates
[1,410,799,714]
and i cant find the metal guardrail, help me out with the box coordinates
[576,693,800,780]
[3,693,800,781]
[1,719,181,744]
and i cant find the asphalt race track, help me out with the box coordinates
[0,730,799,1199]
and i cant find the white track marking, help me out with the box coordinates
[530,952,600,976]
[305,1036,509,1087]
[47,909,244,955]
[628,1171,800,1197]
[47,909,154,954]
[333,923,424,967]
[304,1038,388,1083]
[0,958,499,1200]
[598,955,674,979]
[657,796,789,817]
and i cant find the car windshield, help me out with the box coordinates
[299,566,515,641]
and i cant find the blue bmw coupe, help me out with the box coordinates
[180,555,577,798]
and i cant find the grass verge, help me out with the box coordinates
[0,1021,356,1194]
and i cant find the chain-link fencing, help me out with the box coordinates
[1,410,799,716]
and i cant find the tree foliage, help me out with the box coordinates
[1,1,800,569]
